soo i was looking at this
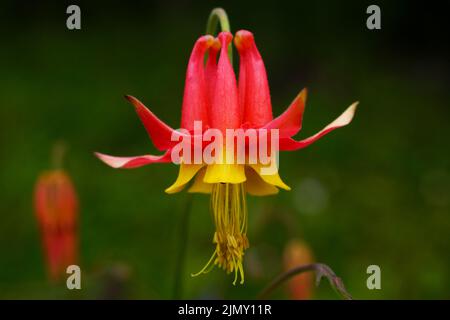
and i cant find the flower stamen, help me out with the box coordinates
[192,183,249,285]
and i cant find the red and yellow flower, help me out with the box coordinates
[96,30,357,284]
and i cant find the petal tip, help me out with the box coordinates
[94,152,120,169]
[94,151,106,160]
[124,94,139,107]
[234,30,253,50]
[277,180,291,191]
[198,34,215,48]
[218,31,233,45]
[299,88,308,104]
[164,187,176,194]
[350,101,359,111]
[165,184,184,194]
[342,101,359,125]
[124,95,142,112]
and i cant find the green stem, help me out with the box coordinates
[52,141,66,169]
[257,263,352,300]
[172,194,193,299]
[206,7,232,64]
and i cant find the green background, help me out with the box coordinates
[0,0,449,299]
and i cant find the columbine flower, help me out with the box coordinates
[34,169,78,282]
[96,30,357,284]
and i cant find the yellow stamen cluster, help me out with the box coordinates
[192,183,249,285]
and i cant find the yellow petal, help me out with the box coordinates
[188,167,212,194]
[165,163,204,194]
[249,163,291,191]
[244,166,279,196]
[203,164,246,184]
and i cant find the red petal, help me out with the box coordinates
[236,34,248,124]
[125,95,181,151]
[181,35,214,131]
[209,32,241,131]
[95,150,172,168]
[205,38,221,108]
[235,30,273,127]
[279,102,358,151]
[263,89,307,138]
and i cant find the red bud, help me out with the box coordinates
[34,170,78,282]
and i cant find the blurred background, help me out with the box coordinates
[0,0,449,299]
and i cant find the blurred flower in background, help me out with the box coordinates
[283,240,314,299]
[34,146,78,282]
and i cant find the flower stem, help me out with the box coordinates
[52,141,66,169]
[172,194,193,299]
[206,7,232,63]
[257,263,352,300]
